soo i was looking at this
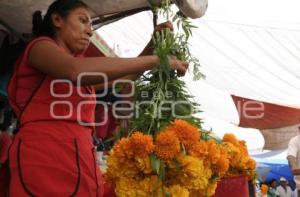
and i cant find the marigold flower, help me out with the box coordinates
[176,155,212,191]
[171,119,200,151]
[223,133,239,146]
[129,132,154,158]
[206,181,218,196]
[167,185,189,197]
[107,125,255,196]
[189,141,208,160]
[192,181,218,197]
[214,154,229,176]
[135,156,152,174]
[114,138,132,162]
[115,176,163,197]
[115,177,139,197]
[206,140,221,165]
[246,158,256,170]
[238,140,249,156]
[222,142,241,168]
[106,151,140,180]
[155,129,180,160]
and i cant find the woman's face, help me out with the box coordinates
[54,7,93,54]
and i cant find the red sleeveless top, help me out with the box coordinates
[8,36,96,127]
[7,36,105,196]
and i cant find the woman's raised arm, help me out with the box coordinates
[29,40,188,85]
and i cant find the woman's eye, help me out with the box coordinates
[79,17,87,24]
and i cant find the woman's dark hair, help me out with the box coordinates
[0,1,88,80]
[32,0,88,37]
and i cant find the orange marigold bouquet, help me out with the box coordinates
[105,120,256,197]
[105,2,256,196]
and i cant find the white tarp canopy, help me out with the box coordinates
[96,0,300,152]
[0,0,207,33]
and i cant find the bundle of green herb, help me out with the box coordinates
[129,0,205,135]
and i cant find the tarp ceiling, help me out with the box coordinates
[0,0,208,34]
[0,0,150,33]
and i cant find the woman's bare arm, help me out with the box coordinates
[29,40,159,84]
[29,40,187,85]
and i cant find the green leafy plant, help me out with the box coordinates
[129,1,205,135]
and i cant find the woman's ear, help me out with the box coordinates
[51,13,63,28]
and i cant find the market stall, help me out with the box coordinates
[0,0,259,196]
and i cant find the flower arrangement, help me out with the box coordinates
[105,1,256,196]
[105,119,256,197]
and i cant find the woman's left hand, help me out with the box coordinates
[140,21,174,56]
[154,21,173,32]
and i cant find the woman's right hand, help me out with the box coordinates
[168,56,189,76]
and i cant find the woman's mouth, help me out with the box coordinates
[80,38,90,44]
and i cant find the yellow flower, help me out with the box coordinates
[167,185,189,197]
[215,154,229,177]
[222,142,241,168]
[171,119,200,151]
[106,151,140,179]
[115,177,139,197]
[176,155,212,191]
[247,158,256,170]
[192,180,218,197]
[223,133,239,147]
[135,156,152,174]
[129,132,154,158]
[115,176,163,197]
[206,181,218,196]
[138,176,162,195]
[114,138,132,162]
[189,140,230,177]
[108,125,255,197]
[155,129,180,160]
[221,134,257,181]
[189,141,208,161]
[206,140,221,165]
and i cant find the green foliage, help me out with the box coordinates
[150,154,161,174]
[129,1,204,135]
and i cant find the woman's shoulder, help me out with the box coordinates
[26,36,56,50]
[19,36,57,65]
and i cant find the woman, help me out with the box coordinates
[7,0,188,196]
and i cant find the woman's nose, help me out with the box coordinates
[86,25,93,37]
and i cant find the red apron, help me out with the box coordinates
[7,37,104,197]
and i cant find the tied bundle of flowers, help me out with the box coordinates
[106,120,210,197]
[221,134,256,181]
[105,120,256,197]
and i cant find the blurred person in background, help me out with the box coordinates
[276,177,293,197]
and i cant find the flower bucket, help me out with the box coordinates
[213,176,249,197]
